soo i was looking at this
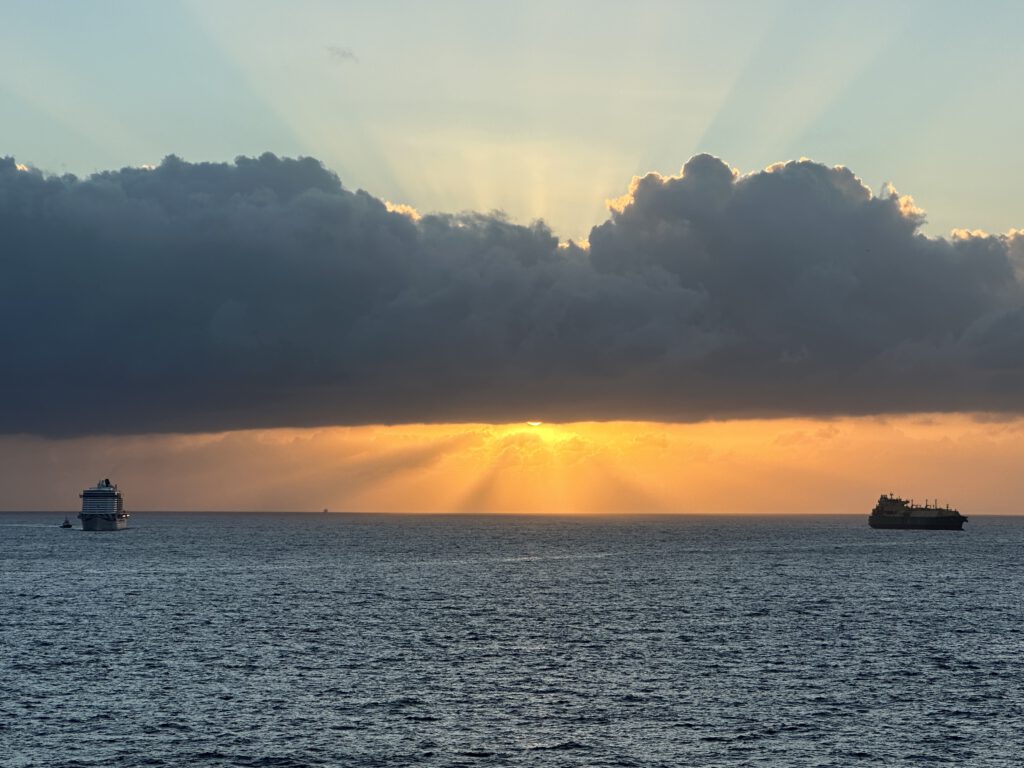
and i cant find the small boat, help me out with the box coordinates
[59,516,73,529]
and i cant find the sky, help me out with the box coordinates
[5,417,1024,515]
[3,1,1024,513]
[4,0,1024,241]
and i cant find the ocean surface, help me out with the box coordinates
[2,512,1022,767]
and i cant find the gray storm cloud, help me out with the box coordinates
[1,152,1022,436]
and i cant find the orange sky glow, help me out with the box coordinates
[4,414,1023,515]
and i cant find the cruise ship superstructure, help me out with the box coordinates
[79,479,130,531]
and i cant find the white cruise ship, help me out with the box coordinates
[78,479,130,531]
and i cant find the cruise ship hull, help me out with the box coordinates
[79,513,129,531]
[869,515,965,530]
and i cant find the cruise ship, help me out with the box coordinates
[78,478,130,531]
[869,494,967,530]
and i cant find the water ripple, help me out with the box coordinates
[2,512,1023,766]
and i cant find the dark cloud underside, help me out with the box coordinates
[1,153,1022,436]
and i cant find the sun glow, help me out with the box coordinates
[4,415,1022,515]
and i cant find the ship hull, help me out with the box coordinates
[79,514,129,531]
[869,516,965,530]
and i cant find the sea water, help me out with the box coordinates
[1,513,1022,767]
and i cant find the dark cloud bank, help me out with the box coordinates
[2,153,1023,436]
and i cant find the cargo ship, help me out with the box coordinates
[869,494,967,530]
[78,478,130,531]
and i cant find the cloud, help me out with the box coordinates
[1,152,1022,436]
[327,45,358,64]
